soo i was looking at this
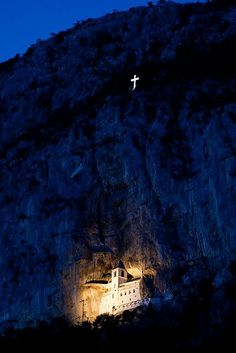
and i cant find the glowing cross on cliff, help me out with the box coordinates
[131,74,140,90]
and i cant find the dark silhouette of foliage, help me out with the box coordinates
[0,54,20,74]
[1,294,236,353]
[210,0,236,9]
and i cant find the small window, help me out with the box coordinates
[121,270,124,277]
[129,290,131,294]
[133,289,135,293]
[114,271,116,277]
[125,292,126,295]
[120,293,122,296]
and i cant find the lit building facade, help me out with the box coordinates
[99,261,149,315]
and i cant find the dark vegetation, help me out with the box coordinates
[210,0,236,9]
[0,54,20,74]
[1,258,236,352]
[1,271,236,353]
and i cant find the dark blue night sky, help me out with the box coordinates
[0,0,205,63]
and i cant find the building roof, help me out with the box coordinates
[113,260,126,270]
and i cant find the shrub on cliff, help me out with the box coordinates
[0,54,20,74]
[209,0,236,8]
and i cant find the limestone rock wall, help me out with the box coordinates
[0,2,236,329]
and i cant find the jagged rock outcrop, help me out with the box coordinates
[0,1,236,328]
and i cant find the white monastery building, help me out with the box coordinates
[98,261,149,315]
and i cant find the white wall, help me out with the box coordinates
[99,278,141,315]
[116,281,141,306]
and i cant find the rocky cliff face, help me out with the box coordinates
[1,1,236,328]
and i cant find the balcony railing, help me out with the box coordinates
[112,298,150,313]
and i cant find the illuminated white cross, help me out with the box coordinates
[131,74,140,90]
